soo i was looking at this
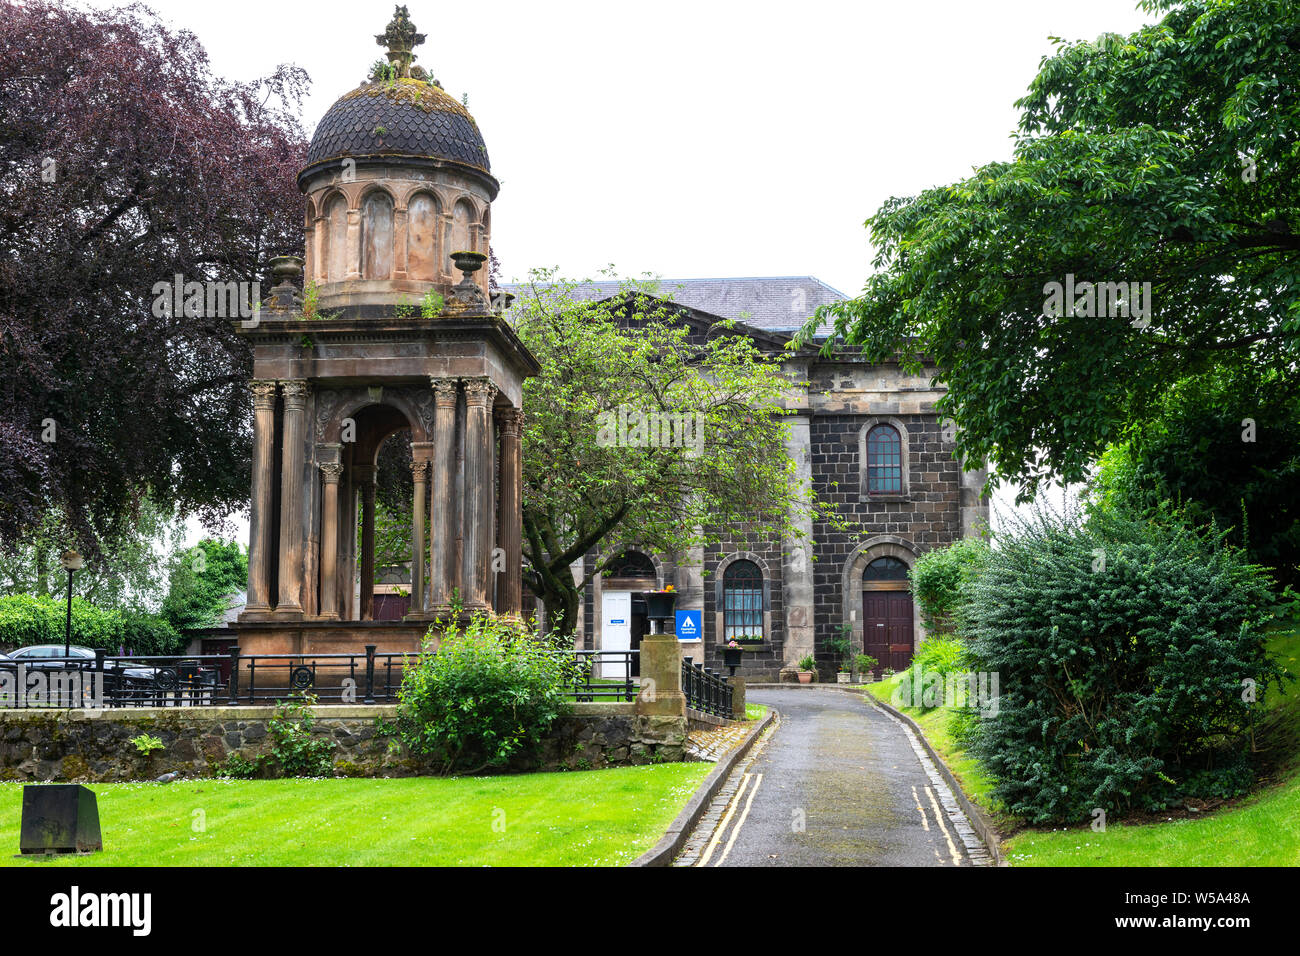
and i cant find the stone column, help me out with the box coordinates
[462,378,497,610]
[313,215,327,283]
[780,376,816,679]
[409,452,430,615]
[244,381,278,614]
[429,378,459,611]
[393,206,409,280]
[318,462,343,620]
[496,407,523,617]
[276,380,309,615]
[359,468,376,621]
[345,207,362,280]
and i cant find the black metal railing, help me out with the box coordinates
[681,656,733,717]
[0,645,655,709]
[558,650,639,702]
[0,645,420,709]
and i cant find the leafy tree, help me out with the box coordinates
[963,505,1282,824]
[799,0,1300,499]
[0,500,181,609]
[0,0,308,553]
[160,539,248,632]
[510,270,819,638]
[1088,362,1300,586]
[908,537,989,634]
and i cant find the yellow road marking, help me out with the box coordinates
[715,772,762,866]
[697,773,751,867]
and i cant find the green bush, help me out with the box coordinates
[909,538,989,634]
[267,694,336,777]
[394,613,572,774]
[0,594,124,650]
[963,506,1283,825]
[120,611,184,656]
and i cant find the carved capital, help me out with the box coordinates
[280,380,310,406]
[250,380,278,409]
[463,377,496,408]
[431,377,459,405]
[320,462,344,483]
[409,458,428,481]
[496,406,523,438]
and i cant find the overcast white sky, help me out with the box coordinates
[76,0,1139,542]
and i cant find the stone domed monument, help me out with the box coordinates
[234,7,537,664]
[299,4,498,313]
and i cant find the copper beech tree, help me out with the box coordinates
[0,0,308,553]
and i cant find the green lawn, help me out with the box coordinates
[869,627,1300,866]
[0,763,711,867]
[744,702,768,721]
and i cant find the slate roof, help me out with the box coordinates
[305,82,490,174]
[502,276,846,333]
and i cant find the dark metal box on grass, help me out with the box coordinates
[19,784,102,855]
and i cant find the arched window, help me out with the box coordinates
[863,556,909,582]
[723,560,763,639]
[607,551,655,579]
[866,424,903,494]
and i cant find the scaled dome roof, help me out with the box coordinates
[303,79,491,179]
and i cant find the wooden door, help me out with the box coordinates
[863,590,914,674]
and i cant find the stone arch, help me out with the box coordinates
[320,387,432,445]
[858,416,912,499]
[449,197,476,266]
[359,186,395,280]
[405,189,442,282]
[323,192,349,283]
[840,535,923,653]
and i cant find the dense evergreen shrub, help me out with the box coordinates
[395,613,572,774]
[963,507,1282,824]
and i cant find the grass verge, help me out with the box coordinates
[0,763,711,867]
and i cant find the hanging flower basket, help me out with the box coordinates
[722,642,744,669]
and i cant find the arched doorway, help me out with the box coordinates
[862,556,913,676]
[601,550,656,677]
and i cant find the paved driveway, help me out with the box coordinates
[675,687,990,867]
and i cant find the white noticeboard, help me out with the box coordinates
[601,591,632,680]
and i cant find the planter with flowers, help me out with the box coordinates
[855,653,879,682]
[797,655,816,684]
[642,584,676,622]
[722,640,744,675]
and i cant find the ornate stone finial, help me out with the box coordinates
[376,5,426,79]
[444,251,491,316]
[264,255,303,312]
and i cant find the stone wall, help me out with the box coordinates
[0,704,691,783]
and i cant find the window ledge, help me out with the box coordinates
[861,493,911,503]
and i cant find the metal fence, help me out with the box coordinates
[681,657,733,717]
[0,646,648,708]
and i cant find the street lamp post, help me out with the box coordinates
[59,549,84,657]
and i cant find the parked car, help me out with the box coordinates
[0,645,218,704]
